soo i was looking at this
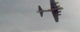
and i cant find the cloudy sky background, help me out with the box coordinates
[0,0,80,32]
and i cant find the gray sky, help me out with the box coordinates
[0,0,80,32]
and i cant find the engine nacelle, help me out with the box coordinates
[58,7,63,10]
[58,14,61,15]
[58,11,61,13]
[55,2,59,4]
[56,5,60,8]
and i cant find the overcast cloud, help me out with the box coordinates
[0,0,80,32]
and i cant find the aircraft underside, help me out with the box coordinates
[37,0,63,22]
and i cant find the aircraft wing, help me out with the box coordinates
[52,10,58,22]
[50,0,59,22]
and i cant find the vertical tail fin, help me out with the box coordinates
[38,5,43,17]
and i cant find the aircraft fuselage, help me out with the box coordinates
[37,0,63,22]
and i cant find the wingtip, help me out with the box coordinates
[41,16,43,18]
[55,20,59,22]
[56,21,59,22]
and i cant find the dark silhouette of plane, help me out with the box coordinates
[37,0,63,22]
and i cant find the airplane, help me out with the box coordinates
[37,0,63,22]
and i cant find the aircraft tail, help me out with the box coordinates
[38,5,43,17]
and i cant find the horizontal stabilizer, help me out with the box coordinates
[38,5,43,17]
